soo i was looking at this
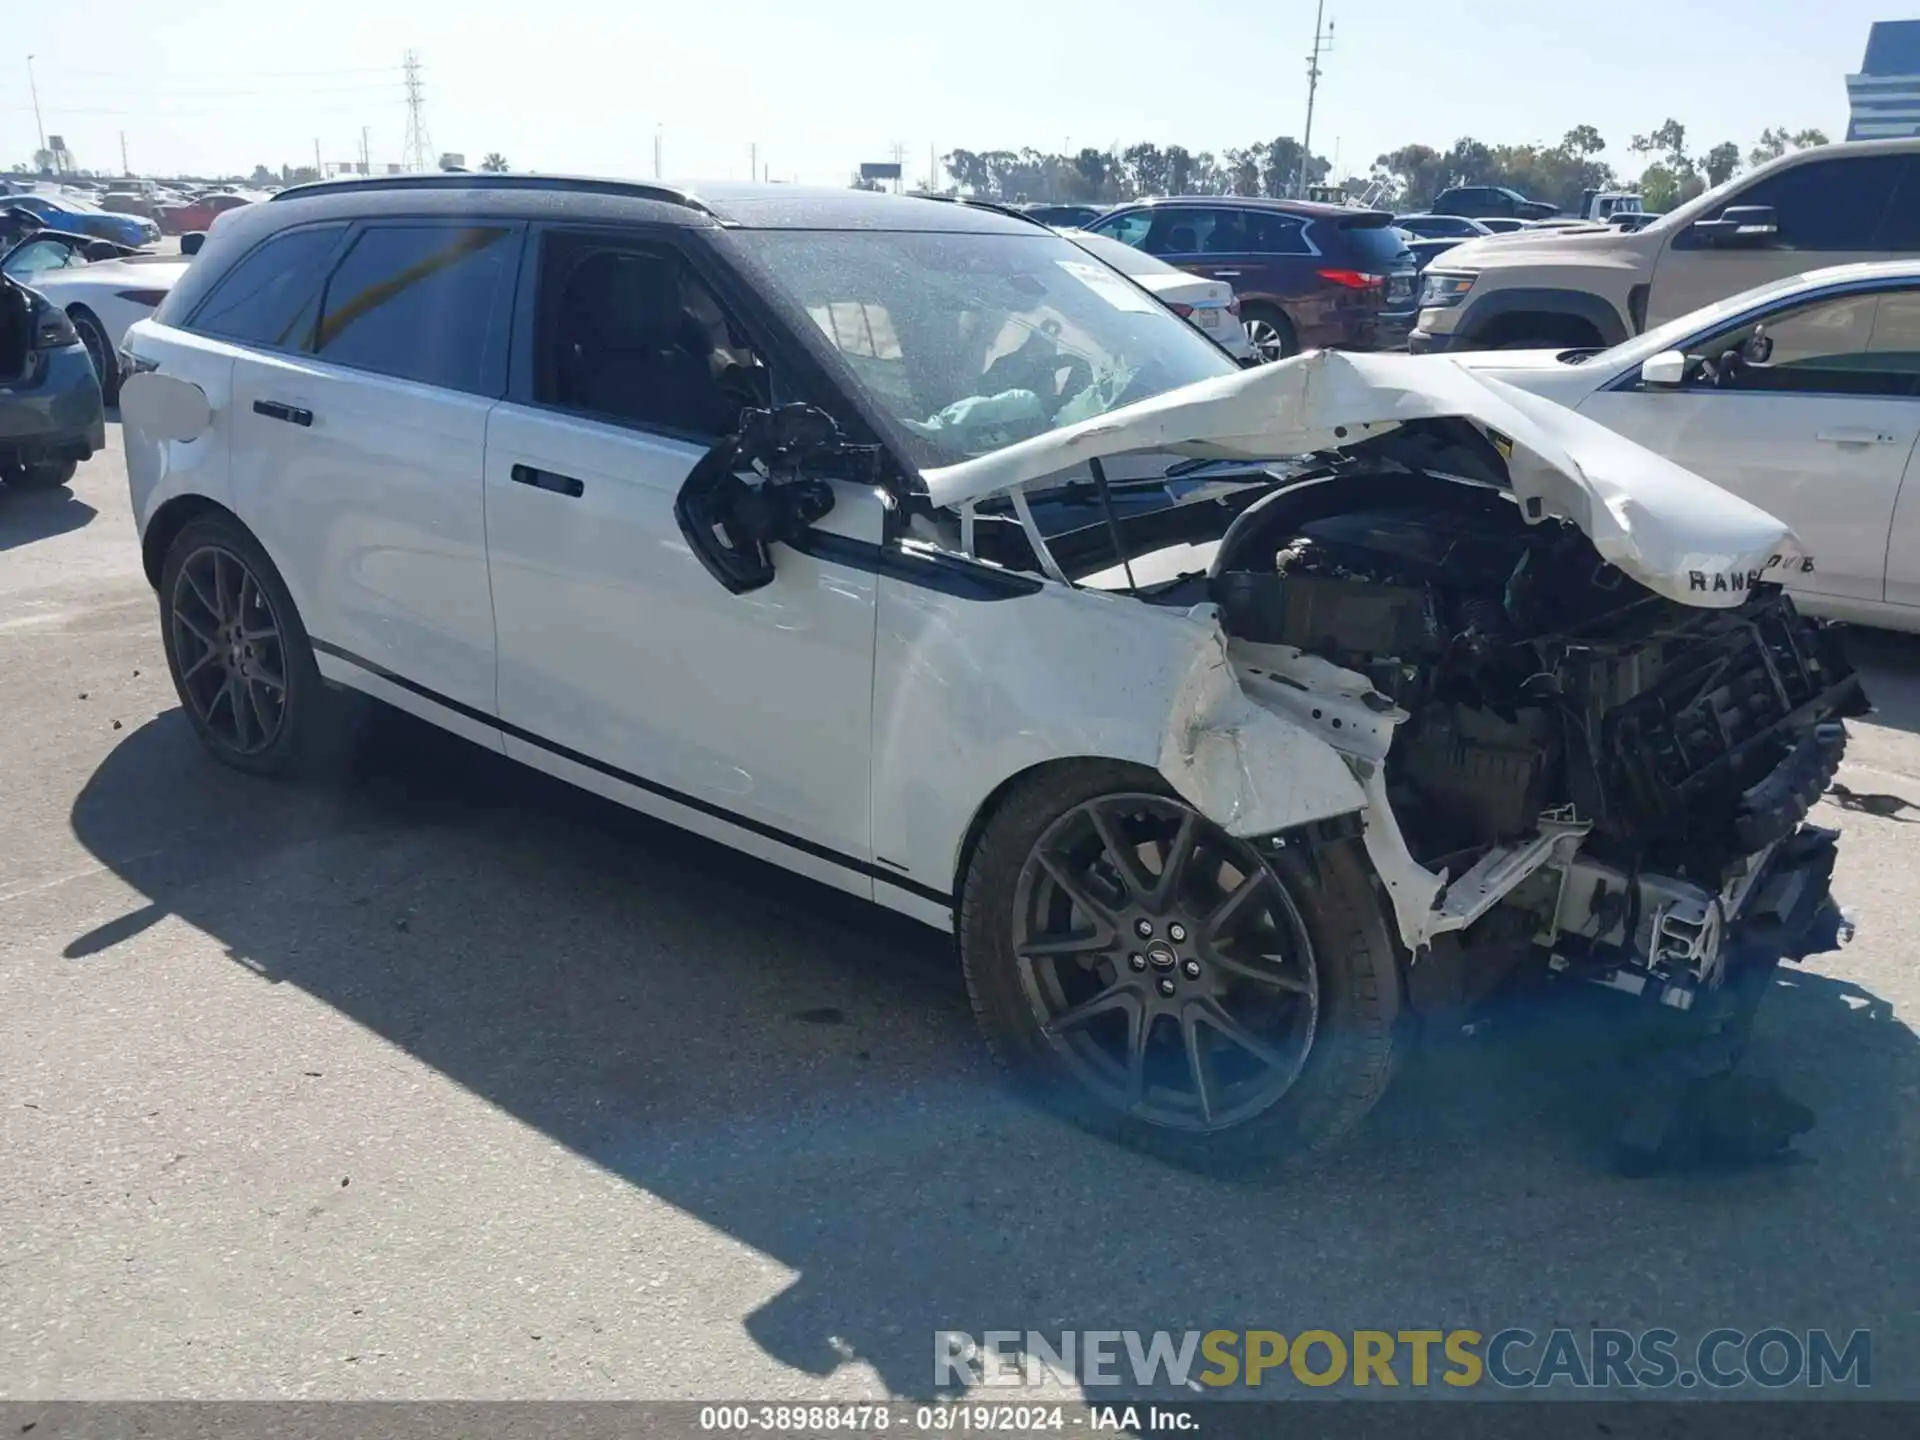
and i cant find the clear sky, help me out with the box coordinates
[1,1,1897,186]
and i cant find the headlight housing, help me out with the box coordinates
[1419,271,1477,308]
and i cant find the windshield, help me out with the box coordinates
[1058,229,1178,280]
[729,228,1237,470]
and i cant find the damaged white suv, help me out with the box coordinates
[120,177,1864,1169]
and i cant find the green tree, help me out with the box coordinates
[1700,141,1742,187]
[1749,126,1830,166]
[480,152,509,172]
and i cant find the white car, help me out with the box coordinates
[117,177,1861,1169]
[1457,260,1920,633]
[1,234,189,401]
[1059,228,1256,360]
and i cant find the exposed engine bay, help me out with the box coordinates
[942,436,1866,1169]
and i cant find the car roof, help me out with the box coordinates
[1104,193,1382,220]
[264,173,1041,233]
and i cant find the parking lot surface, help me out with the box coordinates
[2,433,1917,1399]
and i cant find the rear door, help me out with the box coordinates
[481,225,886,896]
[1646,153,1908,325]
[1579,284,1920,604]
[227,219,521,737]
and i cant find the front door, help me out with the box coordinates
[1645,152,1909,326]
[482,227,884,896]
[1580,285,1920,605]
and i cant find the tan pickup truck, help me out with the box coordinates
[1410,138,1920,352]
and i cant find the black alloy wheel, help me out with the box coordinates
[168,543,289,756]
[1009,792,1319,1133]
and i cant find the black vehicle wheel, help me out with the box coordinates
[70,307,118,404]
[3,458,77,490]
[158,515,343,777]
[1240,306,1297,364]
[960,762,1403,1170]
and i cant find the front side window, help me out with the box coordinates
[730,227,1239,470]
[1685,290,1920,396]
[1706,156,1903,252]
[312,223,515,394]
[187,224,346,348]
[531,234,771,438]
[1089,211,1152,249]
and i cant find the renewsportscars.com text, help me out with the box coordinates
[934,1327,1871,1391]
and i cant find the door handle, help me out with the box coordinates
[1816,427,1899,445]
[252,399,312,427]
[509,463,585,498]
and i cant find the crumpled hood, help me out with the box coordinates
[920,350,1809,608]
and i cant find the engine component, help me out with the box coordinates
[1212,571,1436,657]
[1399,703,1558,844]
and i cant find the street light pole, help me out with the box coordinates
[1298,1,1333,198]
[26,54,46,155]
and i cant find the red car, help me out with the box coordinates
[154,192,253,236]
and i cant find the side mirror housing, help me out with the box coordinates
[1640,350,1689,387]
[1688,205,1778,248]
[179,231,206,257]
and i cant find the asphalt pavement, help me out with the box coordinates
[2,432,1916,1400]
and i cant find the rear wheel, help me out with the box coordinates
[69,308,118,404]
[1240,305,1297,364]
[3,458,77,490]
[960,762,1403,1169]
[158,514,345,777]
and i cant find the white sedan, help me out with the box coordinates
[1061,228,1256,360]
[1458,261,1920,632]
[2,235,189,401]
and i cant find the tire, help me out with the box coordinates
[4,458,77,490]
[157,513,349,778]
[70,307,118,404]
[959,761,1403,1170]
[1240,306,1298,364]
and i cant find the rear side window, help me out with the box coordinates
[1333,220,1413,269]
[1713,155,1903,252]
[1871,160,1920,249]
[312,223,517,395]
[183,224,345,348]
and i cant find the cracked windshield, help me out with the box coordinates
[2,0,1914,1435]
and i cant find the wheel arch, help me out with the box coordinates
[142,492,244,590]
[1455,286,1629,347]
[949,755,1166,906]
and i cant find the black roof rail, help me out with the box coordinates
[270,172,714,214]
[904,192,1053,229]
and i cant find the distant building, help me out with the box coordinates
[1848,20,1920,140]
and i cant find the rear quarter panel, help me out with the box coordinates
[118,320,237,546]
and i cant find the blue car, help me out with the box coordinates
[9,193,159,249]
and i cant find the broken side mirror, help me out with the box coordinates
[1639,349,1688,387]
[673,404,875,595]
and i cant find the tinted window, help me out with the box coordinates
[312,223,515,393]
[1136,207,1310,256]
[533,235,770,438]
[1872,160,1920,249]
[1719,155,1903,252]
[187,224,344,348]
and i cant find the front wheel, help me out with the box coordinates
[959,763,1402,1169]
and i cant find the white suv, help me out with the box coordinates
[118,175,1861,1170]
[1412,138,1920,353]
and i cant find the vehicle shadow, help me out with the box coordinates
[0,485,95,551]
[1843,624,1920,739]
[64,710,1920,1398]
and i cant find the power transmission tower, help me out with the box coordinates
[1297,1,1334,198]
[402,50,434,173]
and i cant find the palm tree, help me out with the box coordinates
[480,152,509,173]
